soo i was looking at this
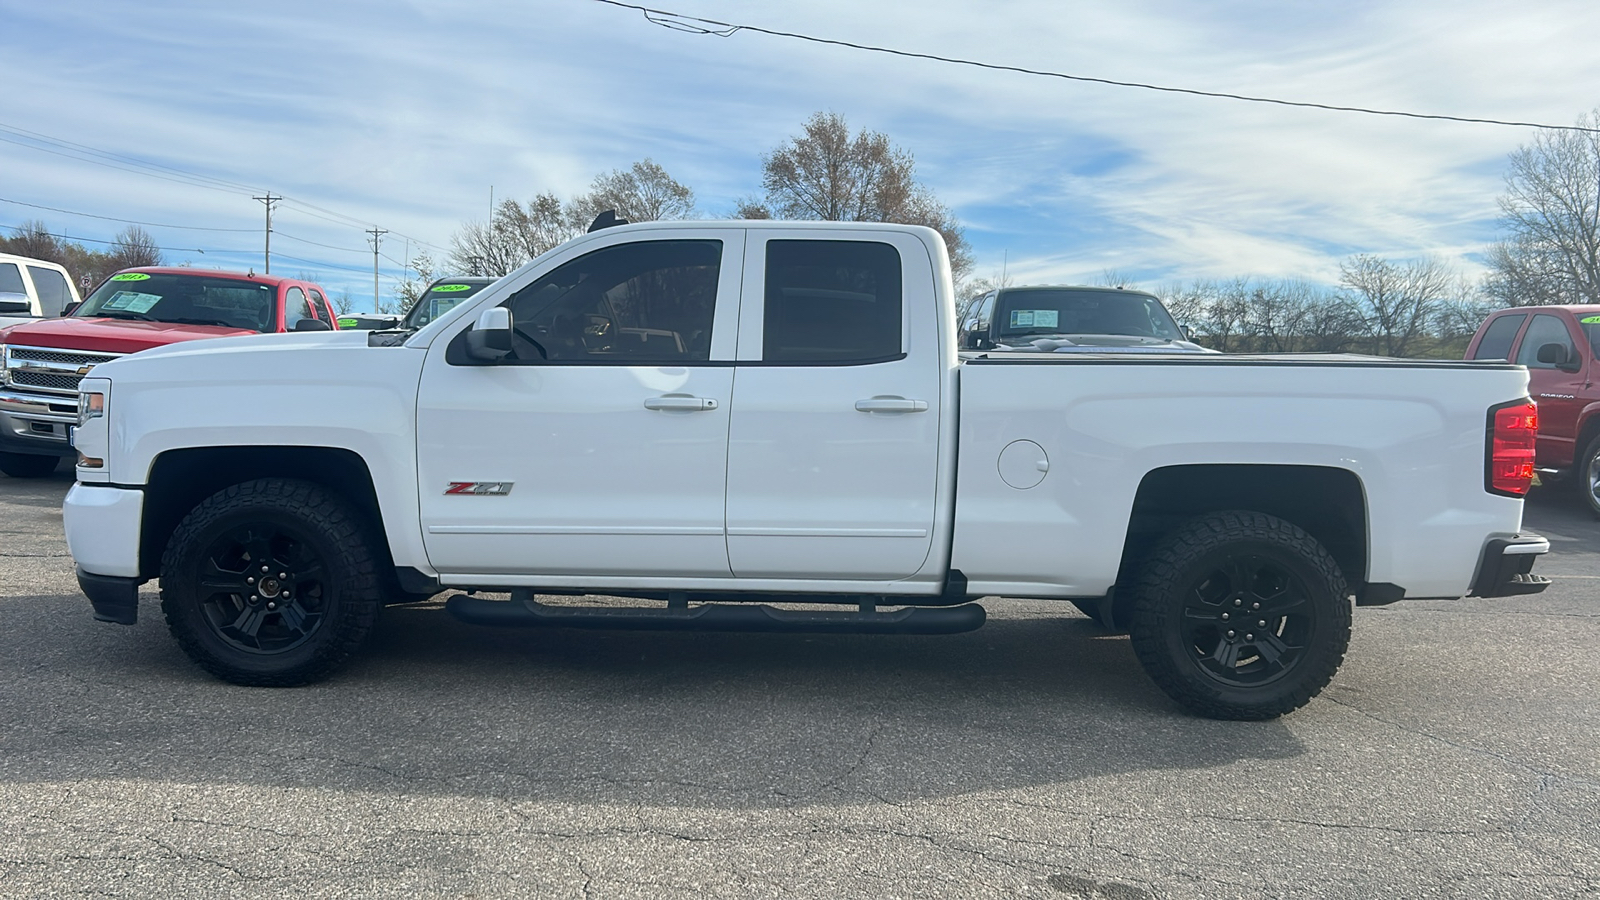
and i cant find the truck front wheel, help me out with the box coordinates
[1127,511,1351,720]
[159,478,382,686]
[1580,435,1600,520]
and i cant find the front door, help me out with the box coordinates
[1517,312,1588,467]
[417,232,743,578]
[724,230,944,580]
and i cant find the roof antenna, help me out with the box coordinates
[587,210,629,233]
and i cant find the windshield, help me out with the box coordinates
[77,272,277,331]
[403,280,492,329]
[995,289,1184,341]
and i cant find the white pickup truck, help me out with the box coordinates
[62,220,1550,719]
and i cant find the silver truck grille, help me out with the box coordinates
[3,344,124,399]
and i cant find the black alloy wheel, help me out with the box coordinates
[161,478,381,686]
[1128,511,1351,720]
[194,522,328,654]
[1581,435,1600,520]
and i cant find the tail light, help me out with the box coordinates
[1486,399,1538,496]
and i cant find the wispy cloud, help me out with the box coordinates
[2,0,1597,304]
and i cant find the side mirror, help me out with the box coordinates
[1181,324,1196,341]
[467,306,512,360]
[61,301,81,317]
[292,318,332,332]
[1536,342,1579,370]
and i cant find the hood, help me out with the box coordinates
[0,316,258,354]
[994,334,1218,354]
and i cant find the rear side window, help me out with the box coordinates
[26,266,72,316]
[763,240,902,364]
[1471,314,1526,360]
[284,287,313,329]
[1516,314,1576,369]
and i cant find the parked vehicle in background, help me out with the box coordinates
[958,285,1211,353]
[334,279,498,331]
[1466,304,1600,517]
[0,253,80,329]
[64,221,1547,721]
[401,276,497,330]
[0,267,336,478]
[336,313,402,330]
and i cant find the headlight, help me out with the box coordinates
[79,390,105,425]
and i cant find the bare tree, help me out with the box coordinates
[0,220,64,262]
[106,226,162,270]
[567,159,695,229]
[756,111,973,278]
[1489,108,1600,306]
[394,251,438,313]
[450,193,573,276]
[1340,255,1455,358]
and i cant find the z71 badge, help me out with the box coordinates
[445,481,514,496]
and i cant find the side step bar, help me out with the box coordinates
[445,594,986,635]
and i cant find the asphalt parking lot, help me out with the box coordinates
[1,467,1596,899]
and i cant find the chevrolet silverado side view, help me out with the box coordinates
[63,221,1549,719]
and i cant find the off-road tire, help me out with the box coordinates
[160,478,382,686]
[1127,510,1351,720]
[0,452,59,478]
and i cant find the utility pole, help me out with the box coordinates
[366,228,388,313]
[253,193,281,273]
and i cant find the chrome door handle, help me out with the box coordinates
[854,397,928,413]
[644,395,719,411]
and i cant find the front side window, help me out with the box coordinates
[76,272,277,331]
[763,240,902,364]
[1471,313,1526,360]
[1516,314,1576,369]
[1578,313,1600,360]
[26,266,72,316]
[0,263,26,313]
[501,240,721,362]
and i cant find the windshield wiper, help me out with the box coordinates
[92,311,156,321]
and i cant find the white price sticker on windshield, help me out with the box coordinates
[103,290,162,313]
[1010,309,1058,328]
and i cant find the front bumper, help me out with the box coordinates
[1469,534,1552,597]
[63,483,144,577]
[0,388,77,457]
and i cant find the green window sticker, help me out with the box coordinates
[430,283,474,292]
[1580,316,1600,324]
[338,318,359,327]
[110,272,151,282]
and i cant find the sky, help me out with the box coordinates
[3,0,1598,311]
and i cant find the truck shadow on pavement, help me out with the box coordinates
[2,595,1305,810]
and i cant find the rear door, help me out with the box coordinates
[724,230,943,580]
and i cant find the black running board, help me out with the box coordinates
[445,594,986,635]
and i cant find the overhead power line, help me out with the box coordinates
[0,121,452,255]
[589,0,1600,135]
[0,222,208,255]
[0,196,258,232]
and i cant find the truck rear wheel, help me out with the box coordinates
[1127,511,1351,720]
[0,452,59,478]
[159,478,382,686]
[1581,435,1600,520]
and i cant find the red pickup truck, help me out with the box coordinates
[1465,304,1600,516]
[0,267,338,477]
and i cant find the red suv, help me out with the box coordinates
[0,268,338,477]
[1465,304,1600,516]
